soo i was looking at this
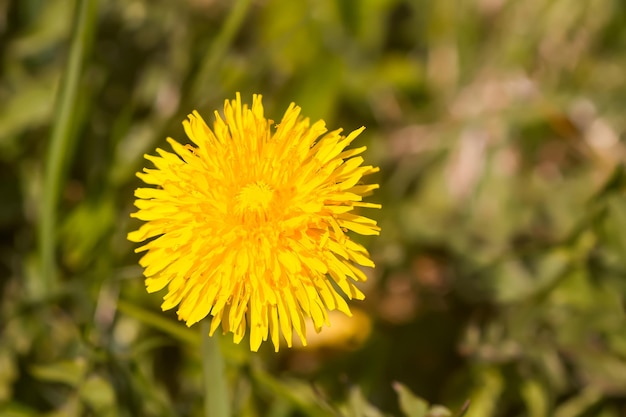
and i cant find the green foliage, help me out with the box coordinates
[1,0,626,416]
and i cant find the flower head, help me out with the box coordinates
[128,93,381,351]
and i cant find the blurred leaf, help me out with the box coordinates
[589,164,626,203]
[0,403,39,417]
[290,54,343,122]
[393,382,428,417]
[463,368,503,417]
[190,0,253,105]
[116,299,199,347]
[347,386,386,417]
[575,349,626,394]
[392,383,453,417]
[595,405,621,417]
[426,405,452,417]
[376,54,424,92]
[29,359,87,387]
[553,387,602,417]
[251,367,335,417]
[42,394,82,417]
[520,379,549,417]
[0,347,18,402]
[78,375,116,416]
[606,195,626,267]
[258,0,319,72]
[60,197,115,269]
[8,0,73,58]
[338,0,398,50]
[0,76,56,157]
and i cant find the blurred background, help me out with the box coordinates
[1,0,626,416]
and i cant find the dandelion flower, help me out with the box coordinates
[128,93,381,352]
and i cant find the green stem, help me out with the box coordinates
[190,0,253,104]
[38,0,99,298]
[201,320,231,417]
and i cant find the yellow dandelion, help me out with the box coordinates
[128,93,381,352]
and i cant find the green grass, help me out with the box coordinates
[1,0,626,416]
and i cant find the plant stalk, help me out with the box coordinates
[38,0,99,298]
[201,320,231,417]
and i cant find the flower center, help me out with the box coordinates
[234,181,275,222]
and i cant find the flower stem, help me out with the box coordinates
[38,0,99,298]
[201,320,231,417]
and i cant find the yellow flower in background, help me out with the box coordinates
[128,93,380,352]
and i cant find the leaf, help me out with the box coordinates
[60,197,116,269]
[462,367,503,417]
[606,196,626,266]
[251,367,335,417]
[427,405,452,417]
[0,403,39,417]
[347,386,386,417]
[520,379,549,417]
[29,359,87,387]
[553,387,602,417]
[589,164,626,203]
[116,299,199,347]
[79,375,116,414]
[393,382,429,417]
[0,347,18,402]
